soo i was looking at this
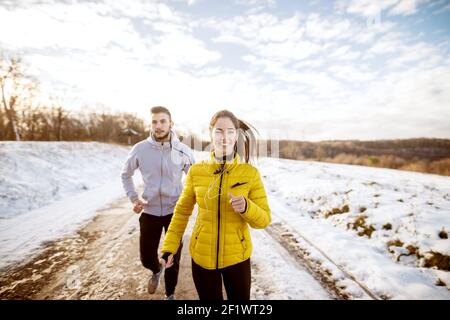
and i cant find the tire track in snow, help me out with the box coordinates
[250,229,332,300]
[266,195,380,300]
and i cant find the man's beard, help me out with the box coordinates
[153,130,170,141]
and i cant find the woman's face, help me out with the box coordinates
[211,117,237,157]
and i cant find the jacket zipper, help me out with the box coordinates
[159,143,163,216]
[238,228,247,260]
[216,171,224,269]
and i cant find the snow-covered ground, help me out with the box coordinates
[0,141,134,270]
[250,229,331,299]
[1,143,448,299]
[257,157,450,299]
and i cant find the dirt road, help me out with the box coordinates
[0,197,197,300]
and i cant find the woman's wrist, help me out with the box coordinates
[240,198,247,214]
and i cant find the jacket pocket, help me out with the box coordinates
[231,181,248,189]
[191,223,203,251]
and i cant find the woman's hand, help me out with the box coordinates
[228,192,247,213]
[160,253,174,268]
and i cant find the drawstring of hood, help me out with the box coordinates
[148,130,193,168]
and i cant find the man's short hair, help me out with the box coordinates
[151,106,172,121]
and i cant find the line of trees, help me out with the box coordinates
[274,139,450,176]
[276,139,450,162]
[2,52,449,176]
[0,104,148,144]
[0,52,147,144]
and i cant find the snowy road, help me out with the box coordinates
[0,195,336,300]
[1,190,448,299]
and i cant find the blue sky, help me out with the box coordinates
[0,0,449,141]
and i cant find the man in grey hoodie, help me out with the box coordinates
[121,106,195,300]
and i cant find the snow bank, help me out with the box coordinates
[0,141,134,270]
[258,157,450,299]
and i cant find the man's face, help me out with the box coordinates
[151,112,172,140]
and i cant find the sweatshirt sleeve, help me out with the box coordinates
[183,147,196,174]
[120,146,139,203]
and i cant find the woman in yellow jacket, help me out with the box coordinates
[160,109,271,300]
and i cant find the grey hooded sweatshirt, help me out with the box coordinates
[121,131,195,216]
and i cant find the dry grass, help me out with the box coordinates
[347,215,376,238]
[386,241,450,272]
[387,239,404,249]
[382,223,392,230]
[324,204,350,218]
[397,245,421,262]
[401,158,450,176]
[406,245,419,256]
[318,154,450,176]
[424,251,450,271]
[435,279,446,287]
[384,235,450,275]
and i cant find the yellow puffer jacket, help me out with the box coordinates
[162,152,271,270]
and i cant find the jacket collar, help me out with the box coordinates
[146,130,179,149]
[208,151,241,174]
[209,151,240,164]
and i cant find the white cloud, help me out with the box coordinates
[235,0,276,5]
[431,2,450,14]
[151,31,221,67]
[328,45,362,61]
[256,40,322,62]
[338,0,430,17]
[257,15,303,43]
[210,13,294,45]
[389,0,429,16]
[328,64,376,82]
[1,0,448,140]
[170,0,203,6]
[366,37,404,56]
[304,14,354,41]
[235,0,276,10]
[0,4,140,51]
[213,35,249,46]
[364,34,444,70]
[103,0,161,19]
[209,13,322,68]
[390,42,442,66]
[338,0,398,17]
[294,57,325,69]
[353,20,398,44]
[0,0,220,69]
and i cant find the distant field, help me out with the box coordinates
[272,138,450,176]
[179,137,450,176]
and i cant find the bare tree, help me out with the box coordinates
[0,102,5,139]
[0,53,38,141]
[20,104,40,140]
[48,97,70,141]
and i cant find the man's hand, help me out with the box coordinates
[132,199,147,214]
[228,192,247,213]
[160,253,174,268]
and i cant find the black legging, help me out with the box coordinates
[139,213,182,296]
[191,258,251,300]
